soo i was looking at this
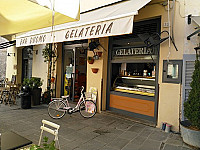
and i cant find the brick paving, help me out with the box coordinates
[0,104,196,150]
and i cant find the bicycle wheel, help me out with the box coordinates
[79,100,96,118]
[48,100,66,119]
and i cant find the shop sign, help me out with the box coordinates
[17,34,50,47]
[16,16,133,47]
[114,47,155,56]
[65,22,113,40]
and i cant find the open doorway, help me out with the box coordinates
[62,42,88,101]
[22,46,33,81]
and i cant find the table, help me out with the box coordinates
[1,131,32,150]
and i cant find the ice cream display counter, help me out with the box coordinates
[112,76,155,97]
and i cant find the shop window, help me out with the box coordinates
[111,63,156,97]
[162,60,182,84]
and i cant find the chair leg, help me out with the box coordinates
[54,134,60,150]
[38,129,44,146]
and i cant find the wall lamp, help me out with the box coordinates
[7,53,15,57]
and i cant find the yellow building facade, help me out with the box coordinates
[5,0,200,132]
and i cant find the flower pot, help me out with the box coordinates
[180,120,200,148]
[51,77,55,83]
[88,59,94,64]
[31,88,42,106]
[91,68,99,73]
[97,52,102,57]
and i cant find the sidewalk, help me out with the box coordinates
[0,104,195,150]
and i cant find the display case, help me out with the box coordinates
[112,76,155,97]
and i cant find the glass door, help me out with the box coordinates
[63,48,75,101]
[63,43,88,101]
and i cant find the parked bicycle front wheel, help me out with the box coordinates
[79,100,96,118]
[48,100,66,119]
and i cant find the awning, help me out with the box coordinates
[16,0,151,47]
[0,0,80,36]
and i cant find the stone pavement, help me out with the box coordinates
[0,104,196,150]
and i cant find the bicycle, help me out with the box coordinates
[48,86,97,119]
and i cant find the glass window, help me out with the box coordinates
[111,62,156,97]
[163,60,183,84]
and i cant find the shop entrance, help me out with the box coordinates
[63,43,88,101]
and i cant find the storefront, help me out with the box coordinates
[107,18,161,124]
[14,0,188,131]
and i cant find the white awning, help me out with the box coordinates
[16,0,151,47]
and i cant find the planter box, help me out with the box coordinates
[31,88,42,106]
[180,120,200,148]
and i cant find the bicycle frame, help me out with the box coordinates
[51,86,86,112]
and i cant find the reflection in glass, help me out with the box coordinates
[167,64,178,79]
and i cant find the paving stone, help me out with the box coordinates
[99,146,119,150]
[139,126,155,137]
[138,139,161,150]
[119,131,138,140]
[93,133,118,144]
[122,142,141,150]
[115,122,134,131]
[128,123,146,133]
[0,104,196,150]
[77,139,106,150]
[148,130,169,141]
[131,135,147,145]
[163,144,182,150]
[166,137,183,146]
[106,137,130,149]
[63,140,81,149]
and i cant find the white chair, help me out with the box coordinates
[38,120,60,149]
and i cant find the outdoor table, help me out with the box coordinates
[0,131,32,150]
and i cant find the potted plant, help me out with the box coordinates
[87,56,94,64]
[180,53,200,148]
[22,136,58,150]
[23,77,43,106]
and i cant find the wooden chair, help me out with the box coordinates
[39,120,60,149]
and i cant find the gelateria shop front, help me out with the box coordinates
[107,18,160,124]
